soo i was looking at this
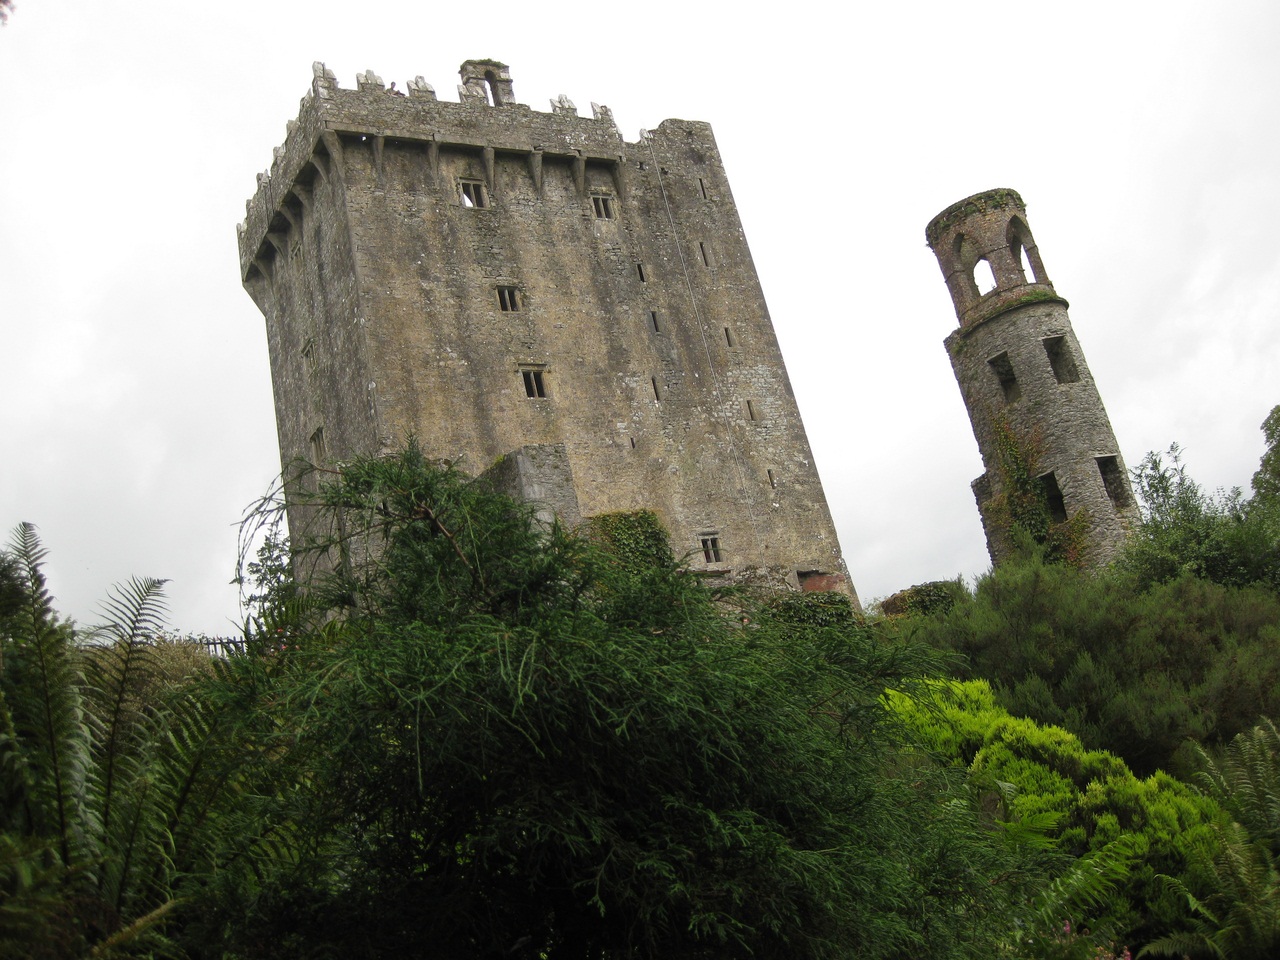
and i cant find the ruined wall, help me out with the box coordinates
[240,60,854,600]
[926,189,1137,568]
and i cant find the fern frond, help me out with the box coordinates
[1137,929,1223,958]
[1030,833,1140,931]
[1,523,90,865]
[1198,718,1280,855]
[84,577,168,836]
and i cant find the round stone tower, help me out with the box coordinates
[926,188,1137,567]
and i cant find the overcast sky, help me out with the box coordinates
[2,1,1277,632]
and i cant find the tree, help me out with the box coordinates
[192,447,1038,960]
[1121,410,1280,595]
[1121,444,1276,592]
[1253,405,1280,503]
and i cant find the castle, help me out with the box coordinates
[238,60,855,601]
[927,189,1138,566]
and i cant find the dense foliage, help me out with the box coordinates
[1120,405,1280,595]
[0,524,237,958]
[890,679,1219,946]
[200,450,1048,960]
[1141,720,1280,959]
[6,405,1279,957]
[2,452,1083,959]
[897,550,1280,777]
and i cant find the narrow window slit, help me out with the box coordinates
[651,377,662,401]
[497,286,521,312]
[522,369,547,398]
[637,263,647,282]
[459,180,488,208]
[699,242,709,266]
[650,310,660,333]
[724,327,734,347]
[591,195,615,219]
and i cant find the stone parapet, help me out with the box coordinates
[238,60,624,281]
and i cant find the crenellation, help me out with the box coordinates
[311,60,337,94]
[407,76,435,100]
[356,69,384,92]
[550,94,577,117]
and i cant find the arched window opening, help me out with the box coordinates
[482,71,498,106]
[1007,217,1041,283]
[973,257,997,295]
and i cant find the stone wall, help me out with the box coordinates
[927,189,1137,568]
[240,60,855,602]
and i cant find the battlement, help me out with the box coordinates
[237,59,630,280]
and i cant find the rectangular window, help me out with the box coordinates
[309,426,325,464]
[459,179,488,208]
[591,195,615,219]
[988,351,1021,403]
[1039,471,1068,523]
[1044,335,1080,384]
[497,286,521,312]
[1096,456,1131,508]
[649,310,660,333]
[521,369,547,398]
[700,535,722,564]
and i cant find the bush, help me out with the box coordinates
[900,547,1280,777]
[889,679,1220,948]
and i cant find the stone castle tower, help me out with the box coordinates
[926,188,1137,566]
[238,59,854,600]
